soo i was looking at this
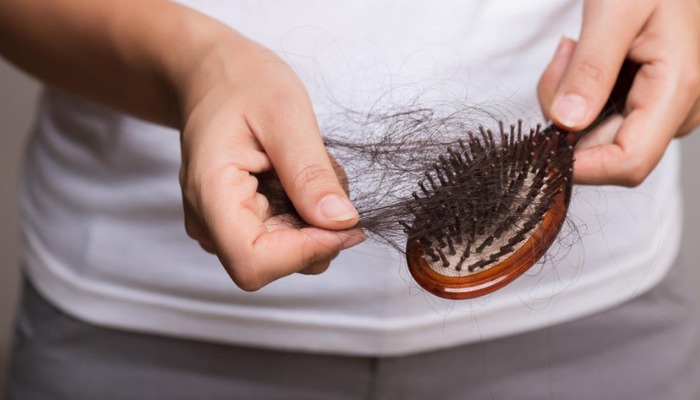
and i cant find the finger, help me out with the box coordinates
[183,211,217,253]
[253,191,271,220]
[549,0,654,130]
[574,114,623,152]
[573,64,684,186]
[201,167,365,291]
[537,37,577,119]
[629,2,700,136]
[198,240,217,254]
[183,179,269,248]
[181,114,272,177]
[230,225,364,291]
[573,114,669,186]
[678,96,700,136]
[243,226,363,283]
[250,91,359,231]
[298,227,365,275]
[298,260,332,275]
[183,201,212,242]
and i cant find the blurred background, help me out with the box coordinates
[2,58,700,390]
[1,60,38,391]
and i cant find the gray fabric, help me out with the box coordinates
[6,257,700,400]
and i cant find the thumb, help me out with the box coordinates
[549,0,650,130]
[255,98,359,230]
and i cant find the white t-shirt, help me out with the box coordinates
[21,0,682,356]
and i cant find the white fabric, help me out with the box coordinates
[21,0,682,356]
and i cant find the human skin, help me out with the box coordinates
[538,0,700,186]
[1,0,699,290]
[0,0,364,291]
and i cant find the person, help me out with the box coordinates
[2,0,700,398]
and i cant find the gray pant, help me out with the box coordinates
[7,258,700,400]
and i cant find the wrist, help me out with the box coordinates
[153,11,260,128]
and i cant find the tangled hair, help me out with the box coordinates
[257,55,637,298]
[258,60,637,282]
[258,98,575,259]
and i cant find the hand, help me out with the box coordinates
[537,0,700,186]
[176,32,365,291]
[0,0,365,291]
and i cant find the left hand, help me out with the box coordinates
[537,0,700,186]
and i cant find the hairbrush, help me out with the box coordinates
[255,60,639,299]
[404,60,639,299]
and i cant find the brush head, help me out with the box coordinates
[402,122,574,299]
[402,60,638,299]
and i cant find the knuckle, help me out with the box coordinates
[300,238,339,271]
[230,266,265,292]
[573,57,609,85]
[630,168,651,187]
[617,161,650,187]
[300,261,331,275]
[178,165,187,186]
[273,89,308,116]
[179,167,208,215]
[258,88,311,128]
[291,162,335,192]
[179,168,196,202]
[681,111,700,135]
[679,69,700,101]
[236,280,264,292]
[183,218,201,240]
[567,57,611,101]
[685,71,700,91]
[198,241,217,254]
[618,174,644,188]
[184,224,197,240]
[300,250,324,271]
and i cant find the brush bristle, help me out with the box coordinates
[401,121,573,276]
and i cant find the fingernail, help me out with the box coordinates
[341,231,367,250]
[553,93,588,128]
[319,194,358,222]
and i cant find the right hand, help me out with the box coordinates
[537,0,700,187]
[175,28,365,291]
